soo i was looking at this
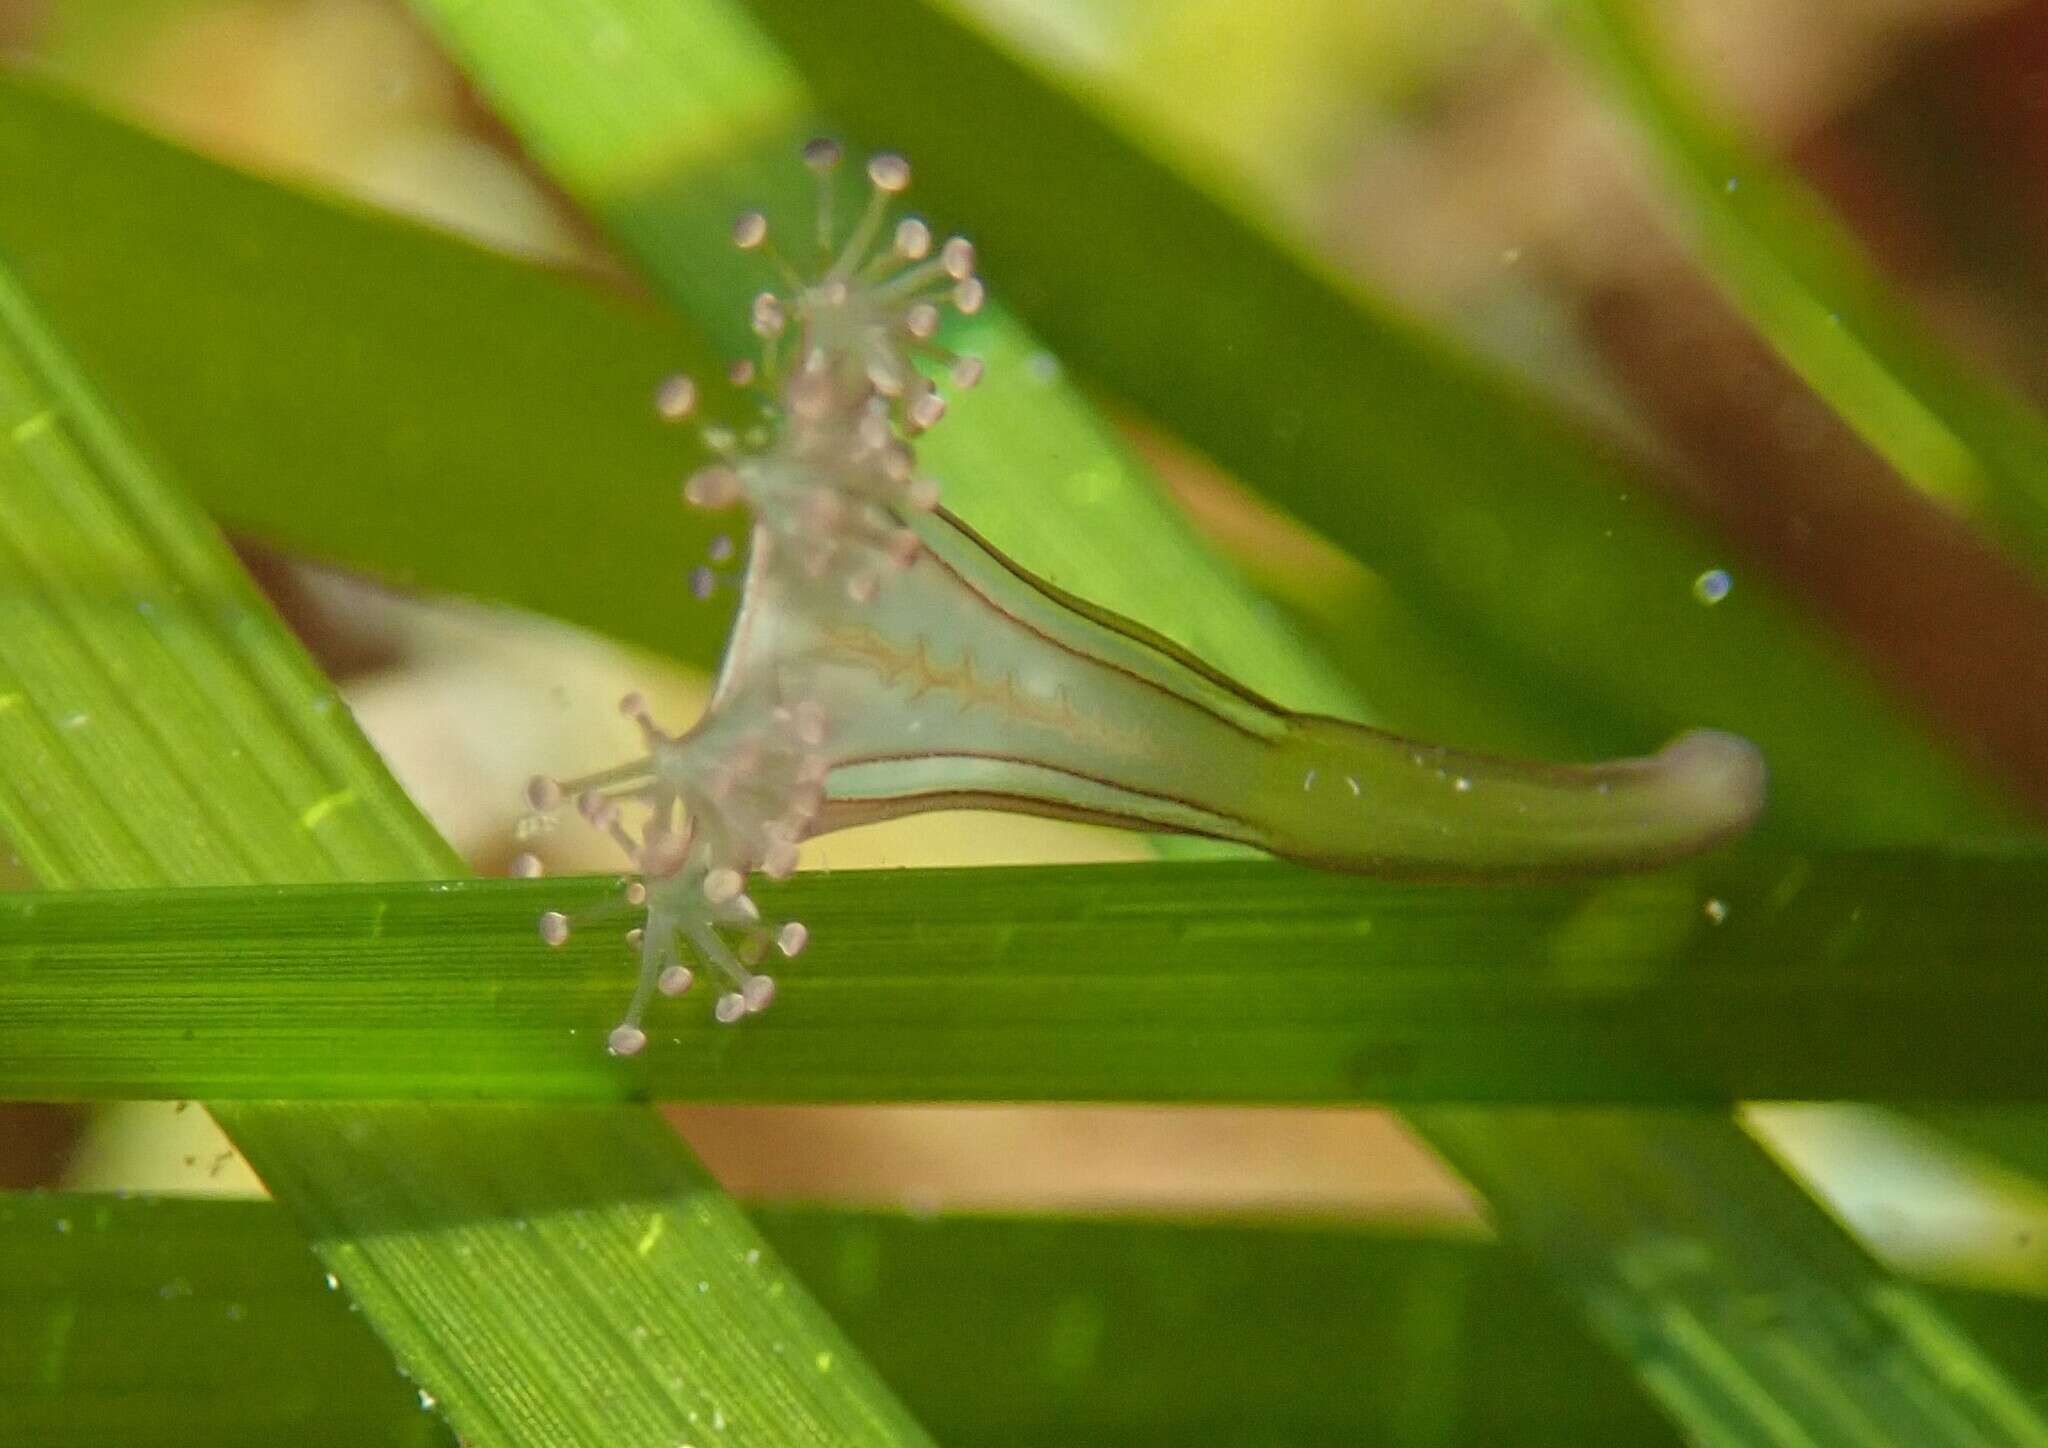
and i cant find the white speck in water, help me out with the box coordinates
[1725,176,1740,193]
[745,1248,761,1266]
[418,1388,438,1411]
[60,711,89,731]
[1026,351,1061,384]
[1693,568,1732,605]
[1704,899,1729,924]
[324,1273,340,1291]
[1345,775,1360,796]
[1302,768,1317,792]
[1453,777,1472,793]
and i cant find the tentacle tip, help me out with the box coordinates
[607,1024,648,1057]
[658,964,694,997]
[1659,728,1767,834]
[801,136,843,173]
[654,373,697,420]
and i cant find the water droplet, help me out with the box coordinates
[1693,568,1732,605]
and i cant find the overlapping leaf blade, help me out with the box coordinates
[0,249,927,1444]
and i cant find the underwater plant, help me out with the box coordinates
[525,144,1767,1054]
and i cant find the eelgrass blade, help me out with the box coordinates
[730,0,2014,843]
[0,1193,453,1448]
[4,854,2048,1104]
[1543,0,2048,558]
[0,72,737,670]
[0,1190,1675,1448]
[15,1189,2048,1448]
[0,257,930,1444]
[1416,1109,2048,1446]
[1536,0,2048,1276]
[0,71,1578,760]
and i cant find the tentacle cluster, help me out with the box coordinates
[521,142,983,1053]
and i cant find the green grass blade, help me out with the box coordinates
[0,256,928,1443]
[0,71,735,670]
[397,2,1389,732]
[1415,1109,2048,1445]
[0,71,1494,742]
[1,1191,1677,1448]
[1535,0,2048,1302]
[1543,0,2048,554]
[17,1189,2048,1448]
[761,1203,2048,1448]
[5,852,2048,1104]
[0,1191,454,1448]
[731,0,2014,843]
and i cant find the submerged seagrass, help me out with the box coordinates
[525,144,1767,1051]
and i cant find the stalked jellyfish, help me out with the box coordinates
[524,140,1767,1054]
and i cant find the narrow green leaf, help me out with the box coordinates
[0,256,928,1442]
[0,72,735,670]
[1415,1109,2048,1446]
[1543,0,2048,555]
[2,1190,1677,1448]
[1534,0,2048,1300]
[399,2,1382,728]
[0,1192,454,1448]
[760,1203,2048,1448]
[5,851,2048,1104]
[0,72,1574,759]
[16,1189,2048,1448]
[732,0,2014,843]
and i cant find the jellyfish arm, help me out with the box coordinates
[799,506,1765,880]
[521,143,1767,1054]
